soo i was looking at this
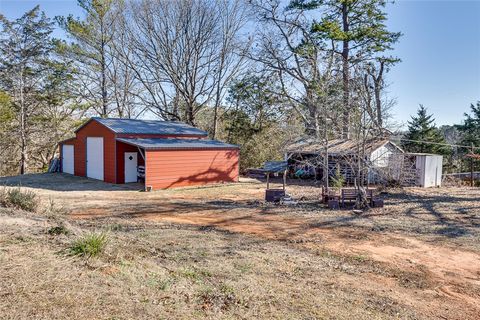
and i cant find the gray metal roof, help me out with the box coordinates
[285,138,404,155]
[116,137,239,150]
[79,117,208,136]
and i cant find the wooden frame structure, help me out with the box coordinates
[260,161,288,190]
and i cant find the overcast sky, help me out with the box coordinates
[1,0,479,128]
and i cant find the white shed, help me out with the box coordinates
[411,153,443,187]
[370,141,404,168]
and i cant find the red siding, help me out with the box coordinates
[71,120,117,183]
[116,141,145,183]
[58,118,238,188]
[145,149,239,189]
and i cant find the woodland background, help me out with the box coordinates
[0,0,478,176]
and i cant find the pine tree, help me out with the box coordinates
[289,0,401,137]
[0,7,78,174]
[454,101,480,172]
[402,105,450,155]
[457,101,480,152]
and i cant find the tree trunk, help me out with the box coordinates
[101,54,108,117]
[212,98,220,138]
[186,99,195,125]
[355,185,369,209]
[19,68,27,175]
[211,50,226,139]
[341,2,350,139]
[100,21,108,118]
[374,86,382,128]
[374,61,385,128]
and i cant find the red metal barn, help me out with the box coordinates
[59,118,239,189]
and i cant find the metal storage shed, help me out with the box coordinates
[410,153,443,188]
[59,118,239,190]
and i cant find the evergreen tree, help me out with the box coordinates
[0,7,78,174]
[402,105,450,155]
[457,101,480,152]
[289,0,401,137]
[0,6,55,174]
[455,101,480,172]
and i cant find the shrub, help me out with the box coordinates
[0,187,38,212]
[330,164,345,189]
[69,232,108,258]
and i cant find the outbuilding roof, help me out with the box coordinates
[116,137,239,150]
[285,138,404,155]
[76,117,208,136]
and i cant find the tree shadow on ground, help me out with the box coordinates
[76,187,480,246]
[306,191,480,240]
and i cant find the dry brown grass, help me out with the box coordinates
[0,173,479,319]
[0,211,420,320]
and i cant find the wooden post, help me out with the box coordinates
[471,143,474,187]
[266,172,270,190]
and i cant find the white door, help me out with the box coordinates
[124,152,138,183]
[86,137,104,181]
[62,145,74,175]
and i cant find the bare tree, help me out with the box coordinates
[108,0,144,118]
[57,0,137,118]
[123,0,250,125]
[210,0,251,138]
[249,0,345,187]
[249,1,340,136]
[361,58,399,129]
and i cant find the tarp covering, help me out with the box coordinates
[259,161,288,173]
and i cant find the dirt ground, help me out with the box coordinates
[1,173,479,319]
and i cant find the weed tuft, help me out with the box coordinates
[0,187,38,212]
[69,232,108,258]
[43,198,69,217]
[108,223,125,232]
[198,283,243,311]
[234,262,252,274]
[48,224,69,236]
[177,266,212,282]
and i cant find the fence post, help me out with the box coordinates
[471,143,474,187]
